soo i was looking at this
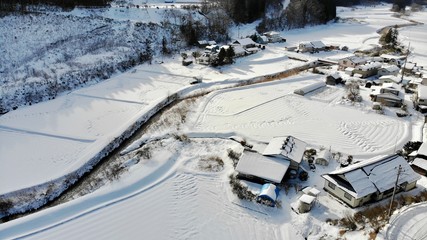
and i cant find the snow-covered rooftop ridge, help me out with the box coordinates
[344,56,367,64]
[417,142,427,156]
[325,155,421,198]
[380,75,401,82]
[412,158,427,171]
[356,62,382,71]
[381,65,400,72]
[299,194,315,204]
[235,150,290,183]
[262,136,307,163]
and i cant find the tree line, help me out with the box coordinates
[0,0,111,12]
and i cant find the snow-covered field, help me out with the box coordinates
[191,74,411,157]
[1,3,427,240]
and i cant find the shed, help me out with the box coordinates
[294,82,326,96]
[298,194,316,213]
[325,73,342,85]
[315,150,331,166]
[257,183,280,207]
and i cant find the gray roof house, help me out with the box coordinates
[322,154,420,208]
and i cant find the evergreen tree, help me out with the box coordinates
[391,27,399,49]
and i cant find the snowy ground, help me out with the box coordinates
[0,46,304,196]
[1,3,427,240]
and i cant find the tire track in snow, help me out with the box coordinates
[169,173,199,240]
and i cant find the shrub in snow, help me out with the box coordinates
[198,156,224,172]
[229,174,256,201]
[227,149,241,168]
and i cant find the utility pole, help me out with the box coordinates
[388,165,402,218]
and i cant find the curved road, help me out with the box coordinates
[386,203,427,240]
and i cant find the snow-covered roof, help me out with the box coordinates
[343,56,366,64]
[417,142,427,156]
[405,63,416,70]
[262,136,307,163]
[302,187,320,197]
[233,38,256,46]
[329,73,341,79]
[208,40,217,45]
[264,31,280,37]
[323,155,421,198]
[345,67,355,71]
[299,194,316,204]
[197,40,208,45]
[380,54,406,60]
[236,150,290,183]
[418,85,427,99]
[379,75,401,83]
[232,45,246,55]
[311,41,326,49]
[356,62,382,71]
[381,65,400,73]
[412,158,427,171]
[382,82,400,90]
[376,93,401,101]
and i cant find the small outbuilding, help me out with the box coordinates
[378,65,400,77]
[315,150,331,166]
[325,73,343,85]
[298,194,316,213]
[257,183,280,207]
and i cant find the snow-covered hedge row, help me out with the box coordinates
[0,13,178,113]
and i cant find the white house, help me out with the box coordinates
[233,38,257,49]
[262,136,308,170]
[353,62,382,78]
[322,154,420,208]
[298,41,326,53]
[378,65,400,77]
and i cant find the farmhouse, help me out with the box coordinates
[262,136,308,171]
[412,158,427,176]
[322,154,420,208]
[338,56,367,70]
[353,62,382,78]
[371,83,402,107]
[378,65,400,77]
[236,150,290,184]
[297,41,326,53]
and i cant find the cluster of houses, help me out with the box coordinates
[195,32,285,66]
[324,53,427,110]
[233,135,422,209]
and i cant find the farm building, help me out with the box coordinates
[294,82,326,96]
[257,183,280,207]
[378,65,400,77]
[235,150,290,184]
[302,187,320,197]
[322,154,420,208]
[297,41,326,53]
[353,62,382,78]
[262,136,308,171]
[232,45,247,58]
[325,73,343,85]
[371,93,402,107]
[338,56,367,70]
